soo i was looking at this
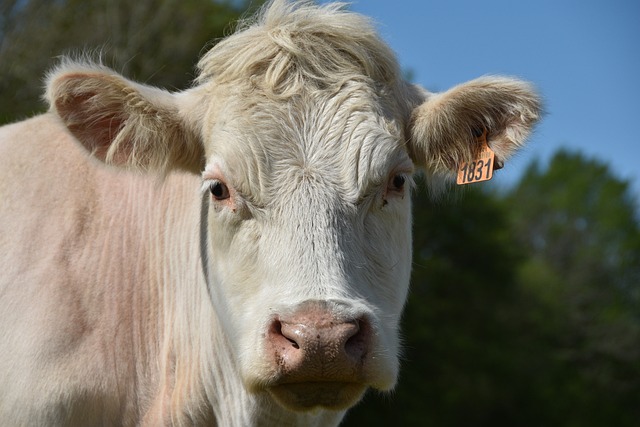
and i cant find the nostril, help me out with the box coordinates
[344,317,369,360]
[271,319,301,349]
[343,319,360,342]
[287,336,300,350]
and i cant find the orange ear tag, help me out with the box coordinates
[456,130,496,185]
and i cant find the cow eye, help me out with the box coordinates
[388,174,406,192]
[392,175,405,190]
[209,180,230,201]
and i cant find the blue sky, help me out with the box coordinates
[339,0,640,198]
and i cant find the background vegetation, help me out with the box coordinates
[2,1,638,425]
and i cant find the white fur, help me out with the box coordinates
[0,0,540,425]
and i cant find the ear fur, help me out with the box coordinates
[45,61,204,174]
[408,76,542,177]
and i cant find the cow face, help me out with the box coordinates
[198,83,414,410]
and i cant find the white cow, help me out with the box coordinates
[0,0,540,425]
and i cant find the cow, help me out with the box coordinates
[0,0,541,425]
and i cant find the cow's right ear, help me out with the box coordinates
[46,61,204,174]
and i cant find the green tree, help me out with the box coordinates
[0,0,261,124]
[510,149,640,294]
[507,149,640,426]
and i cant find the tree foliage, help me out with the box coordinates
[510,150,640,291]
[506,150,640,426]
[0,0,261,124]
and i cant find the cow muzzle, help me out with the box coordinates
[264,300,371,411]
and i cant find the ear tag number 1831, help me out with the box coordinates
[456,131,496,185]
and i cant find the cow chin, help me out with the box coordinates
[242,356,398,413]
[267,382,367,412]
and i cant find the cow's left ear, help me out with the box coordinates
[46,61,204,174]
[407,76,542,178]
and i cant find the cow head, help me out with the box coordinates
[46,0,540,414]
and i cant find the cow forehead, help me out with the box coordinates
[204,85,411,207]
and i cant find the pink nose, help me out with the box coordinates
[267,301,370,383]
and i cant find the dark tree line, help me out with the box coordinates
[2,1,638,425]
